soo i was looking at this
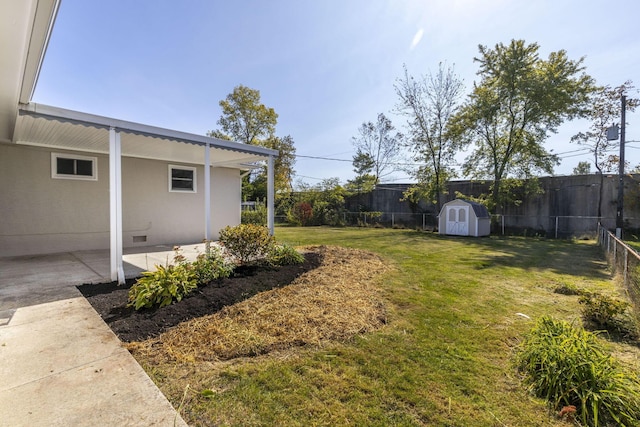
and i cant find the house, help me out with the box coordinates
[0,0,278,283]
[439,199,491,237]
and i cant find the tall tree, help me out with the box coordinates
[572,161,591,175]
[209,85,294,202]
[248,135,297,199]
[351,113,403,184]
[395,63,464,213]
[570,81,638,218]
[209,85,278,145]
[451,40,595,212]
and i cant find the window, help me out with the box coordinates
[169,165,197,193]
[51,153,97,180]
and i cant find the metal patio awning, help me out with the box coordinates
[15,103,277,169]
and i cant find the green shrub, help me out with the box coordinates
[128,263,198,310]
[192,244,234,284]
[516,316,640,426]
[241,203,267,225]
[287,202,313,226]
[553,283,583,295]
[579,292,631,329]
[219,224,275,265]
[269,244,304,266]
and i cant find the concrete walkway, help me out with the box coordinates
[0,244,207,426]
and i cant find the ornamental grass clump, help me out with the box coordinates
[516,316,640,426]
[269,243,304,266]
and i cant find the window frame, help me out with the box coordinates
[51,152,98,181]
[168,164,197,193]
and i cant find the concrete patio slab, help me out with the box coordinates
[0,246,194,426]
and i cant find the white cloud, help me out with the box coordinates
[410,28,424,50]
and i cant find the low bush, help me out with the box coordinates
[241,203,267,225]
[516,316,640,426]
[579,292,630,329]
[269,244,304,266]
[553,283,583,296]
[128,263,198,310]
[192,244,234,284]
[219,224,275,265]
[128,244,234,310]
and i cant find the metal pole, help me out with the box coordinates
[616,95,627,238]
[555,216,558,239]
[267,155,275,235]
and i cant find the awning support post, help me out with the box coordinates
[267,155,275,235]
[204,142,211,241]
[109,127,125,284]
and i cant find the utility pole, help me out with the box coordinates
[616,95,627,238]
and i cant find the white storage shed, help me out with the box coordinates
[439,199,491,237]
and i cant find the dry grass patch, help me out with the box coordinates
[127,245,389,363]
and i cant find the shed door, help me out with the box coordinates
[446,206,469,236]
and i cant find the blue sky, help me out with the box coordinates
[34,0,640,186]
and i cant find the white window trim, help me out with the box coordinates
[51,152,98,181]
[168,164,197,193]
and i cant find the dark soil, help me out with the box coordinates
[78,252,322,342]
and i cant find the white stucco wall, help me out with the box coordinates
[0,144,242,256]
[0,144,110,256]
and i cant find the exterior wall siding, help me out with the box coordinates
[0,144,241,256]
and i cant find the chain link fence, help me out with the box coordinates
[597,223,640,308]
[277,211,612,238]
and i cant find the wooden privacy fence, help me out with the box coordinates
[598,223,640,306]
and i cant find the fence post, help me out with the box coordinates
[423,214,426,231]
[392,213,395,228]
[501,215,505,235]
[555,216,559,239]
[624,249,629,283]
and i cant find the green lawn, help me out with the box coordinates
[143,227,638,426]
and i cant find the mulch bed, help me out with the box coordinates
[78,252,321,342]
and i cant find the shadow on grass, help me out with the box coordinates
[439,234,611,281]
[279,227,610,281]
[78,252,322,342]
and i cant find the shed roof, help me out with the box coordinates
[466,200,490,218]
[443,199,491,218]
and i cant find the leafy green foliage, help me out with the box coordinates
[219,224,275,265]
[192,245,234,285]
[288,178,346,226]
[395,63,464,212]
[128,263,198,310]
[128,244,234,310]
[579,292,632,331]
[209,85,277,145]
[269,244,304,266]
[573,160,592,175]
[241,201,267,225]
[207,85,296,202]
[516,316,640,426]
[451,40,596,211]
[287,202,313,226]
